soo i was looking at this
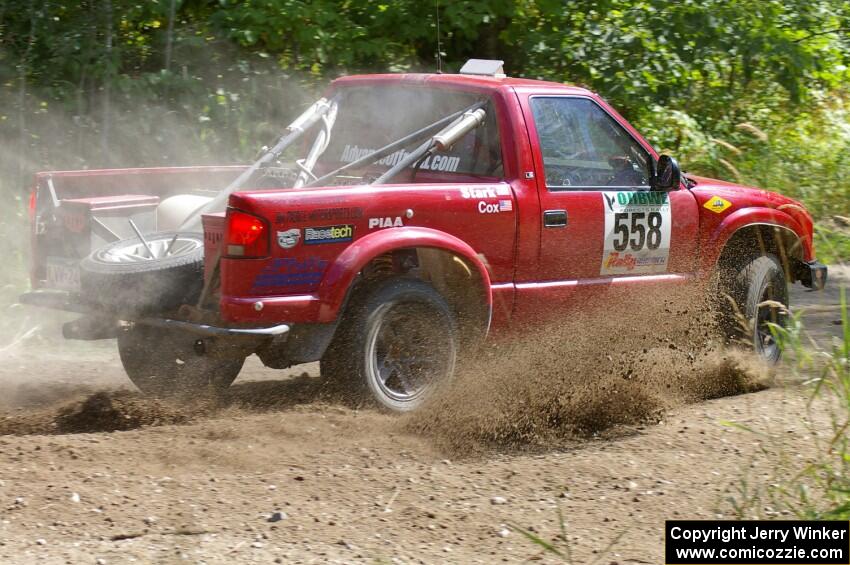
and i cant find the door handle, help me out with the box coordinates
[543,209,567,228]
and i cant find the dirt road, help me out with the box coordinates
[0,266,846,564]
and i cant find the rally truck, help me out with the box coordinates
[21,59,827,412]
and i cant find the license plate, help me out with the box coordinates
[46,257,81,292]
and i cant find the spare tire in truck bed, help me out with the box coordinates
[79,232,205,314]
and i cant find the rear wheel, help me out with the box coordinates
[321,278,457,412]
[722,254,789,364]
[118,325,244,396]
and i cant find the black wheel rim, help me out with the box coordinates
[754,281,786,360]
[365,302,454,403]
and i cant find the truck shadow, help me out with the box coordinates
[222,372,356,411]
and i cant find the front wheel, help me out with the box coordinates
[118,325,244,396]
[723,254,789,364]
[321,278,458,412]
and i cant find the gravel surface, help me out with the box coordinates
[0,265,845,563]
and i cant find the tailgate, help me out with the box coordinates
[28,166,245,291]
[34,194,160,291]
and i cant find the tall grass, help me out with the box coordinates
[640,97,850,221]
[508,504,626,563]
[727,287,850,519]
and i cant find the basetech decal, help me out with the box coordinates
[601,191,671,275]
[703,195,732,214]
[303,224,354,245]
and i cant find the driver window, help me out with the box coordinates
[530,97,650,190]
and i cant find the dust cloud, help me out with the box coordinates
[0,282,770,455]
[406,284,770,454]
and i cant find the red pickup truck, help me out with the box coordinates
[22,59,827,412]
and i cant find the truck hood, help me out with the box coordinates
[686,174,808,212]
[685,174,816,261]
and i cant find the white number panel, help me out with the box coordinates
[601,191,671,275]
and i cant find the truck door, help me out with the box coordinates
[513,95,699,321]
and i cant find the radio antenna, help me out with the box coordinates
[434,0,443,73]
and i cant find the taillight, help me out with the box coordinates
[225,209,269,258]
[28,188,37,222]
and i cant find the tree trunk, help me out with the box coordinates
[101,0,113,164]
[164,0,177,72]
[17,0,37,189]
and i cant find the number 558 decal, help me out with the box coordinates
[601,192,671,275]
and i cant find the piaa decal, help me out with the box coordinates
[368,217,404,229]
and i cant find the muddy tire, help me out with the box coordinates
[723,254,789,364]
[80,232,205,315]
[321,278,457,412]
[118,325,244,396]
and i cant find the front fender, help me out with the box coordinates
[701,207,807,273]
[316,227,493,321]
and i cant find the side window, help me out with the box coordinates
[530,97,651,190]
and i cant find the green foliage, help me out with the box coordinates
[816,224,850,265]
[508,0,850,116]
[0,0,849,286]
[3,0,850,171]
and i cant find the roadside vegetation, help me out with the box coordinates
[1,1,849,297]
[725,288,850,520]
[0,5,847,309]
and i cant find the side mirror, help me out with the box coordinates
[653,155,681,191]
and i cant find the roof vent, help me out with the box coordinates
[459,59,506,78]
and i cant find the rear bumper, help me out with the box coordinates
[797,260,828,290]
[220,293,329,324]
[19,290,92,313]
[135,317,290,339]
[19,290,292,343]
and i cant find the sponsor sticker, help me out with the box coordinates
[303,224,354,245]
[462,187,497,199]
[478,200,515,214]
[251,257,329,290]
[204,231,223,246]
[478,198,513,214]
[341,144,461,172]
[461,186,510,199]
[276,228,301,249]
[368,217,404,229]
[601,191,671,275]
[275,207,363,224]
[703,196,732,214]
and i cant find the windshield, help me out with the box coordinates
[317,85,503,179]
